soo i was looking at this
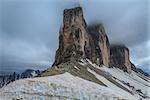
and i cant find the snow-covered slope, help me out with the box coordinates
[100,66,150,98]
[87,59,150,99]
[0,73,140,100]
[0,60,149,100]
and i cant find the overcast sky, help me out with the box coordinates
[0,0,149,75]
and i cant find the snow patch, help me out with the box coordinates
[74,66,80,70]
[78,59,87,66]
[87,68,140,100]
[100,66,150,97]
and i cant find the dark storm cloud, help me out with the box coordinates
[0,0,149,74]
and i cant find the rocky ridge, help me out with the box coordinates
[53,7,137,74]
[110,44,132,73]
[53,7,111,68]
[53,7,89,66]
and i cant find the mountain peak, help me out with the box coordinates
[53,7,89,66]
[87,24,110,67]
[53,7,110,67]
[110,44,132,73]
[64,7,83,15]
[53,7,142,75]
[63,7,86,28]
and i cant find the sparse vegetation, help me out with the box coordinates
[40,61,106,86]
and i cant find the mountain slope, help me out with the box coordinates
[0,60,149,100]
[0,73,132,100]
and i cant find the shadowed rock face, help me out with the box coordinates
[88,25,110,67]
[53,7,110,67]
[110,45,132,73]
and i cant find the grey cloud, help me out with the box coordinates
[0,0,81,74]
[0,33,53,74]
[0,0,149,74]
[80,0,149,46]
[130,40,150,70]
[81,0,149,72]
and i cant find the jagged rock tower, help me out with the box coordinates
[52,7,135,74]
[88,25,110,67]
[110,45,132,73]
[53,7,90,66]
[53,7,110,67]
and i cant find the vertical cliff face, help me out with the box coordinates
[53,7,90,66]
[53,7,136,74]
[53,7,110,67]
[88,25,110,67]
[110,45,132,73]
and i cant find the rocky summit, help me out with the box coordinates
[0,7,149,100]
[53,7,134,72]
[53,7,89,66]
[53,7,110,67]
[87,24,110,67]
[110,44,132,73]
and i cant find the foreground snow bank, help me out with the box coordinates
[0,59,149,100]
[0,72,138,100]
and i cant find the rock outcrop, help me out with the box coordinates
[52,6,146,75]
[110,45,132,73]
[53,7,110,67]
[53,7,90,66]
[87,24,110,67]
